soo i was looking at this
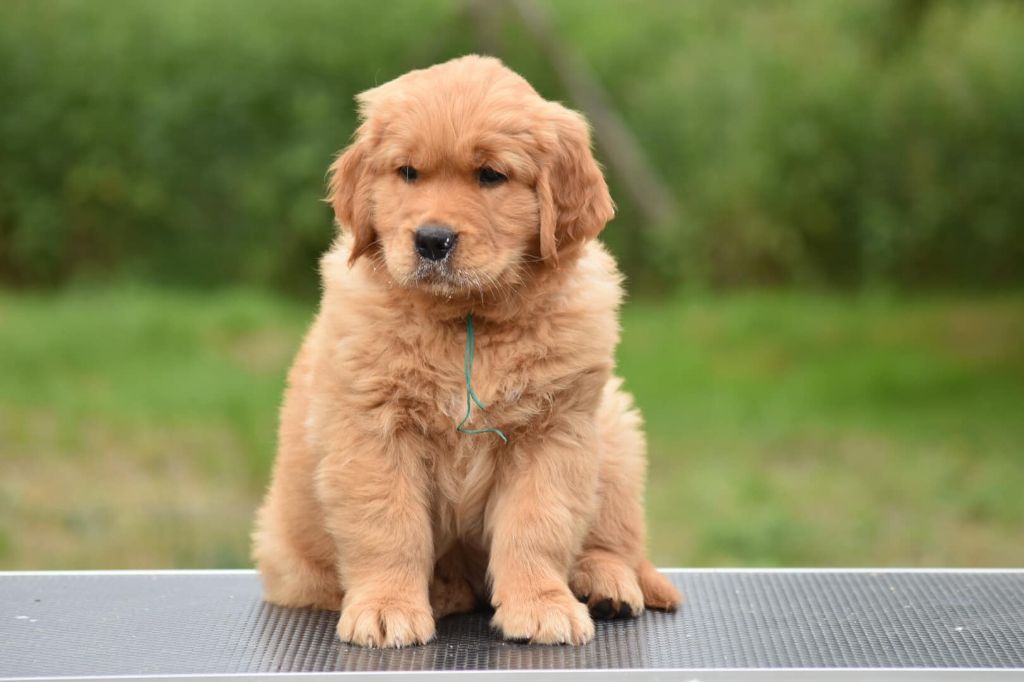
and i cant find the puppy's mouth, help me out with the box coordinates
[403,257,494,296]
[406,258,462,292]
[412,259,451,280]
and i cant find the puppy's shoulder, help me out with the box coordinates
[544,240,625,332]
[317,240,391,329]
[516,241,625,371]
[570,241,625,310]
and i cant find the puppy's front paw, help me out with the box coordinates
[337,594,435,648]
[492,588,595,645]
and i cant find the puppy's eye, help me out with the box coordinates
[478,166,507,187]
[397,166,418,183]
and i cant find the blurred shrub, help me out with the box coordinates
[0,0,1022,295]
[548,0,1024,289]
[0,0,470,295]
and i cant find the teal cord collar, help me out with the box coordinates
[456,313,508,444]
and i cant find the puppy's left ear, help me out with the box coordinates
[326,135,375,266]
[537,105,615,265]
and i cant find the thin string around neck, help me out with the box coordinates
[456,313,508,444]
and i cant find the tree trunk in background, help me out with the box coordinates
[503,0,679,234]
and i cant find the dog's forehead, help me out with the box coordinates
[364,59,546,174]
[392,56,538,103]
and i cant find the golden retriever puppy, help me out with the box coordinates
[252,55,680,648]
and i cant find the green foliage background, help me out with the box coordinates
[3,289,1022,568]
[1,1,1023,570]
[2,0,1022,296]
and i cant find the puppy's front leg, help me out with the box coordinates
[316,432,435,648]
[487,420,601,645]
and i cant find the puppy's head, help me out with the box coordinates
[327,56,614,296]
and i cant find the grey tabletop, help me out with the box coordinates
[2,569,1023,680]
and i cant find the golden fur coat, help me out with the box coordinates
[253,55,680,648]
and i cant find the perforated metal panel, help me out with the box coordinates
[2,570,1023,680]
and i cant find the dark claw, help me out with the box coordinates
[618,603,634,619]
[591,598,615,620]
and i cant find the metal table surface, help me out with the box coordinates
[2,569,1023,681]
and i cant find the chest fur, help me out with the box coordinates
[340,321,557,435]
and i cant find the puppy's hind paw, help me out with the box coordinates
[570,551,645,620]
[638,559,683,612]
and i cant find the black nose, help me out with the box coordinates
[414,225,457,261]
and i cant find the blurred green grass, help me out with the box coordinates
[1,288,1022,569]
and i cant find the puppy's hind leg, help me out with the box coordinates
[252,341,344,611]
[253,505,343,611]
[570,379,681,619]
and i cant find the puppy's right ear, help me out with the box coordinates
[537,104,615,266]
[326,136,375,266]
